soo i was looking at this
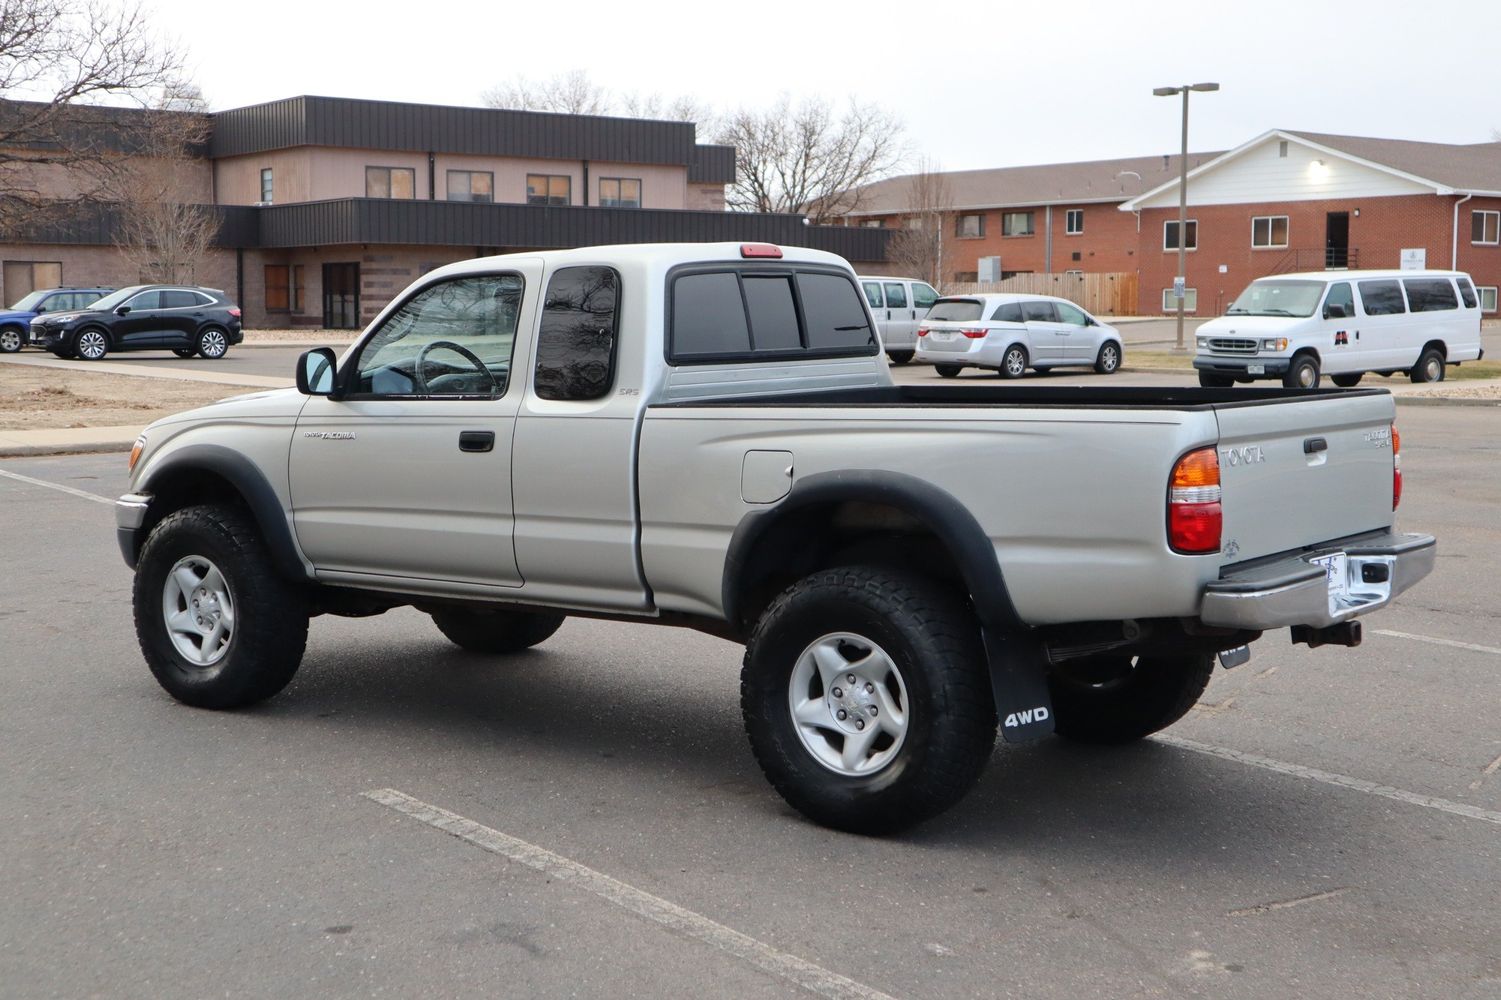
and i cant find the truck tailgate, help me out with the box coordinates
[1214,392,1397,563]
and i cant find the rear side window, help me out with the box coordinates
[742,275,802,351]
[1403,278,1458,312]
[797,272,874,350]
[992,302,1023,322]
[669,267,875,362]
[534,265,619,401]
[1457,277,1478,309]
[861,281,883,308]
[912,283,938,309]
[1022,300,1058,322]
[672,272,750,356]
[162,290,200,308]
[926,298,983,322]
[1358,280,1405,316]
[883,282,908,308]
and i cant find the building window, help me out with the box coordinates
[1472,210,1499,245]
[366,166,415,199]
[1162,287,1198,312]
[1002,211,1035,236]
[447,170,494,203]
[955,213,984,238]
[1279,140,1288,157]
[265,265,290,311]
[526,173,570,206]
[1164,219,1198,251]
[260,168,273,203]
[1479,286,1498,312]
[861,219,884,228]
[599,177,641,208]
[291,264,305,313]
[1065,209,1083,235]
[1252,215,1289,248]
[2,260,62,301]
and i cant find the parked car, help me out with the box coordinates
[915,293,1124,378]
[0,287,113,353]
[115,242,1431,834]
[30,284,243,360]
[1194,270,1485,389]
[856,274,940,365]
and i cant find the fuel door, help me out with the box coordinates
[742,450,794,504]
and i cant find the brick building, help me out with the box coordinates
[0,96,888,328]
[845,129,1501,316]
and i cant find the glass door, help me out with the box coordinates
[322,262,360,329]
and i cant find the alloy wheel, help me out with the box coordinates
[161,554,236,667]
[77,330,107,359]
[787,631,910,776]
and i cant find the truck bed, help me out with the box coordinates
[652,384,1391,410]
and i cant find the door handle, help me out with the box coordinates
[458,430,494,453]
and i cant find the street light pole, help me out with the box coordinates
[1153,82,1218,351]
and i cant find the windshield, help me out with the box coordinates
[8,290,49,311]
[87,286,150,312]
[926,299,984,322]
[1225,280,1324,317]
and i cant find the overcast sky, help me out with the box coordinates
[154,0,1500,174]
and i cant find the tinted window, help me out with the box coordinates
[1022,300,1057,322]
[1324,282,1354,317]
[353,274,522,396]
[743,276,802,351]
[797,272,874,350]
[534,266,619,402]
[1055,302,1089,326]
[882,282,908,308]
[912,283,938,309]
[926,298,983,322]
[1358,280,1406,316]
[162,290,200,308]
[993,302,1024,323]
[861,281,883,308]
[1458,277,1478,309]
[126,290,162,310]
[672,272,750,356]
[1403,278,1458,312]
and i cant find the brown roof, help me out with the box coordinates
[845,151,1223,216]
[1286,130,1501,193]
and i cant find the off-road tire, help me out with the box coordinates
[134,504,308,709]
[741,566,997,834]
[1048,653,1214,745]
[431,607,566,653]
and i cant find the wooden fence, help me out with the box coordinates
[945,272,1138,316]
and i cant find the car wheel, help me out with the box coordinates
[741,566,997,834]
[197,327,230,359]
[172,348,197,359]
[1331,373,1364,388]
[1093,341,1122,375]
[75,328,109,361]
[133,505,308,709]
[999,344,1027,379]
[1048,653,1214,744]
[1409,348,1445,383]
[934,364,963,379]
[0,326,23,353]
[430,607,566,653]
[887,350,914,366]
[1282,353,1320,389]
[1198,371,1234,388]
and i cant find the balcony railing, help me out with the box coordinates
[1271,247,1359,273]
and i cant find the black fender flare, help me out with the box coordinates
[128,444,308,581]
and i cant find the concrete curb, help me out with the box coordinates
[0,439,133,458]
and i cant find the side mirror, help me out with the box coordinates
[1325,303,1348,319]
[296,347,338,396]
[115,306,131,316]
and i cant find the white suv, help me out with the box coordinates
[914,293,1123,379]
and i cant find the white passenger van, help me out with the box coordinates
[1194,270,1484,388]
[856,275,940,365]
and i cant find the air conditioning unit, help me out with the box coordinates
[978,256,1002,283]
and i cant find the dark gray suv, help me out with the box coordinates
[31,284,244,360]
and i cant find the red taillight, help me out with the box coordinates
[1168,446,1222,554]
[229,307,242,319]
[917,328,928,338]
[1392,424,1402,510]
[960,328,987,339]
[740,243,782,258]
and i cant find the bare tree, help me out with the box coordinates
[0,0,187,232]
[713,96,905,223]
[481,69,611,116]
[884,159,951,289]
[618,90,716,129]
[108,91,216,283]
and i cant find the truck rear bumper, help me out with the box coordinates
[1199,530,1435,630]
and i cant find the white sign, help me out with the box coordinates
[1400,248,1426,270]
[1218,264,1228,274]
[978,256,1002,283]
[1173,276,1186,299]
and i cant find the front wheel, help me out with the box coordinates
[887,350,914,366]
[1048,653,1214,744]
[0,326,23,353]
[999,344,1028,379]
[133,505,308,708]
[1197,371,1234,388]
[1282,353,1320,389]
[934,363,963,379]
[74,328,109,360]
[1409,348,1445,383]
[1094,341,1122,374]
[741,566,997,834]
[430,607,565,653]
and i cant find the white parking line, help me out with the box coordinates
[0,467,114,505]
[363,788,902,1000]
[1373,629,1501,657]
[1156,735,1501,827]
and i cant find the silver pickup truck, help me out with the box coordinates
[116,242,1434,833]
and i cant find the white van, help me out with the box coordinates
[856,275,940,365]
[1194,270,1484,388]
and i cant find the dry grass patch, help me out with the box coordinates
[0,366,247,430]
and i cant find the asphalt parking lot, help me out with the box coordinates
[2,404,1498,999]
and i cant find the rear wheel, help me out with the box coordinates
[999,344,1028,379]
[1282,353,1320,389]
[887,350,913,366]
[1331,372,1364,388]
[197,326,229,359]
[1049,653,1214,744]
[75,328,109,360]
[431,607,565,653]
[1409,348,1445,383]
[1093,341,1122,374]
[1197,371,1233,388]
[934,363,963,379]
[0,326,23,353]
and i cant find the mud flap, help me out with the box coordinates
[982,625,1054,743]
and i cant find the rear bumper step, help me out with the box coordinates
[1199,530,1435,630]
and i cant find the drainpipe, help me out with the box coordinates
[428,153,436,200]
[1044,205,1053,272]
[1452,193,1473,269]
[582,160,590,206]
